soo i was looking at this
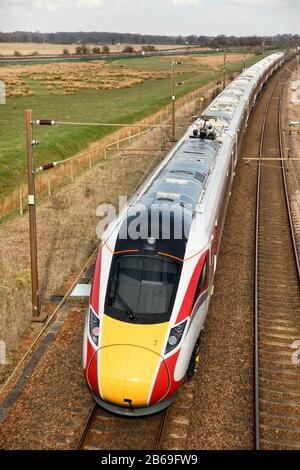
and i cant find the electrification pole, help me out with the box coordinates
[25,109,41,319]
[223,48,227,90]
[171,59,176,141]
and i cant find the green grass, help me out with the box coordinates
[0,51,278,197]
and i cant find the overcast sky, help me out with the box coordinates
[0,0,298,36]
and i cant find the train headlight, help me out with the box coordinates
[89,307,100,347]
[165,320,187,354]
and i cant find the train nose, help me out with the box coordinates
[88,345,169,408]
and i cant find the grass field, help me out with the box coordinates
[0,51,275,197]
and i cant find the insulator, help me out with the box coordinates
[36,119,55,126]
[41,162,56,171]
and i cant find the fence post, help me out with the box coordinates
[47,174,52,196]
[70,161,74,182]
[19,187,23,215]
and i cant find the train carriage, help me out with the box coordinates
[83,52,284,416]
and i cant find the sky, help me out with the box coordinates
[0,0,299,36]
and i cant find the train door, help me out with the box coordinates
[231,149,235,181]
[191,252,210,328]
[209,220,218,296]
[234,137,238,169]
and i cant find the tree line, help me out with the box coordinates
[0,31,299,48]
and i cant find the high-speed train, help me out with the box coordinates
[83,52,284,416]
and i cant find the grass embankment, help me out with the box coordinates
[0,51,276,197]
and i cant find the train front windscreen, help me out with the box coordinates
[105,254,180,324]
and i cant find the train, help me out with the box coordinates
[82,52,285,416]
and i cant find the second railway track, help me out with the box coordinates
[254,64,300,450]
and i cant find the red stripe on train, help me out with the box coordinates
[86,341,100,396]
[90,248,102,314]
[150,350,181,404]
[175,250,208,323]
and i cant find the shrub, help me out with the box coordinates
[75,45,91,55]
[14,50,21,57]
[81,44,91,54]
[63,48,70,55]
[31,51,39,56]
[92,46,101,54]
[102,45,110,54]
[141,45,156,52]
[123,46,135,53]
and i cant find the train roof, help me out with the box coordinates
[104,52,284,259]
[139,137,218,213]
[114,136,219,259]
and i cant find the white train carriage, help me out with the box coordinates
[83,52,284,416]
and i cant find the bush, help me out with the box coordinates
[101,45,110,54]
[141,45,156,52]
[92,46,101,54]
[123,46,135,53]
[75,45,90,55]
[31,51,39,56]
[14,50,21,57]
[81,44,91,54]
[63,48,69,55]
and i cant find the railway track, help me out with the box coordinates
[254,64,300,450]
[76,404,170,450]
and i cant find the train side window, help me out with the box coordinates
[193,258,208,306]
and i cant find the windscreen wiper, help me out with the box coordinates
[116,292,137,321]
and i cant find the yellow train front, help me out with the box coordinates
[82,202,206,416]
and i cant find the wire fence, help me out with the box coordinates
[0,80,220,220]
